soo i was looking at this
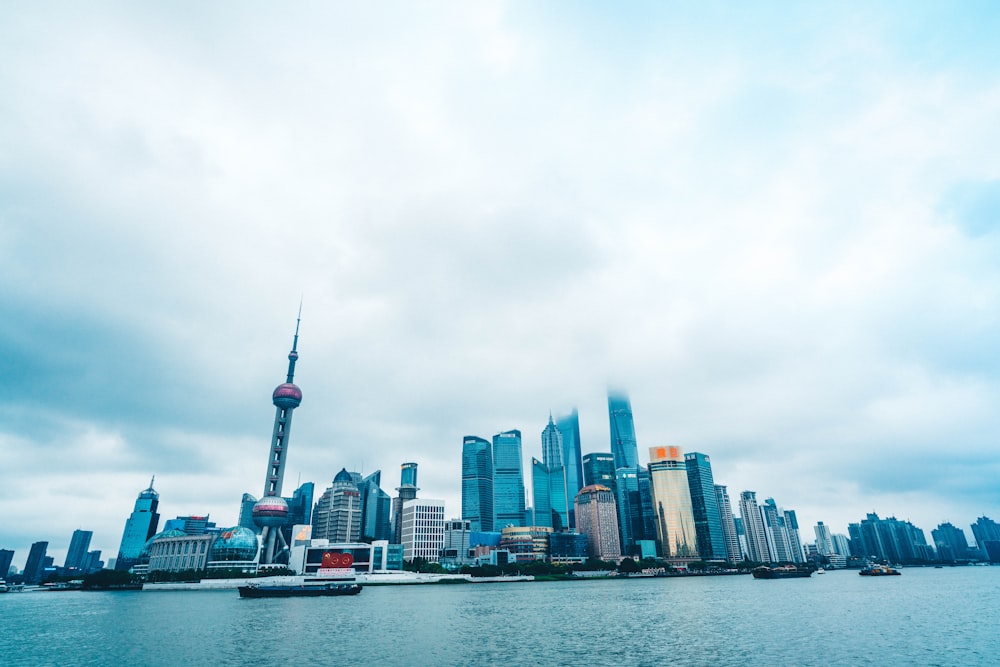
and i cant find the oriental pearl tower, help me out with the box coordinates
[252,308,303,565]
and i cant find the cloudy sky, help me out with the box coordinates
[3,2,1000,568]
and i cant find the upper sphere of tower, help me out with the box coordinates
[288,350,298,361]
[272,382,302,409]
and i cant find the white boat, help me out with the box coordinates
[816,568,826,574]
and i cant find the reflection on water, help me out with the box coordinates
[2,567,998,666]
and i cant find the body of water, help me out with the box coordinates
[2,567,998,666]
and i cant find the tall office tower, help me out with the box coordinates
[392,462,420,544]
[971,516,1000,562]
[493,430,526,529]
[64,530,93,571]
[574,485,622,561]
[614,466,656,556]
[24,541,49,585]
[531,457,569,530]
[541,415,563,468]
[648,446,698,559]
[783,510,805,563]
[83,550,103,573]
[357,471,392,542]
[831,533,851,557]
[312,469,363,543]
[738,491,770,563]
[400,499,445,562]
[238,493,258,532]
[0,549,14,579]
[555,409,585,507]
[931,523,968,561]
[851,513,934,563]
[684,453,727,561]
[582,453,616,489]
[715,485,741,562]
[115,478,160,571]
[252,313,304,565]
[462,436,494,532]
[814,521,835,555]
[607,390,639,470]
[761,499,792,562]
[285,482,314,541]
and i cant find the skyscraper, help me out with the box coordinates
[814,521,835,555]
[574,485,621,561]
[462,436,494,532]
[582,453,616,489]
[312,469,363,543]
[358,471,392,542]
[252,312,304,565]
[0,549,14,579]
[392,463,419,544]
[541,415,563,468]
[761,498,793,562]
[555,409,585,506]
[115,478,160,571]
[648,447,698,559]
[714,484,742,562]
[738,491,770,563]
[24,541,49,585]
[684,452,726,561]
[400,499,445,562]
[608,391,639,470]
[932,522,972,561]
[971,516,1000,562]
[493,430,526,529]
[531,457,568,531]
[614,466,657,557]
[64,530,93,571]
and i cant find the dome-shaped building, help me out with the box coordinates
[209,527,260,562]
[138,529,188,564]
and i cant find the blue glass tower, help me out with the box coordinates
[114,478,160,571]
[685,452,727,561]
[555,410,584,526]
[462,436,494,531]
[531,457,568,531]
[608,390,639,470]
[493,430,526,529]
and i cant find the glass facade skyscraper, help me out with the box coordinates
[614,466,656,557]
[582,453,616,489]
[115,479,160,572]
[64,529,93,571]
[493,430,526,529]
[715,484,742,562]
[555,410,584,507]
[648,446,698,559]
[462,436,494,532]
[531,457,568,531]
[684,452,727,561]
[608,391,639,470]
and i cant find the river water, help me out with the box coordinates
[2,567,998,666]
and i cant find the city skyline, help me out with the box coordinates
[3,4,1000,567]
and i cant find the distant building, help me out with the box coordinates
[392,462,419,544]
[0,549,14,579]
[493,430,526,529]
[971,516,1000,562]
[24,541,49,585]
[848,513,933,563]
[115,478,161,572]
[684,452,726,561]
[615,466,657,558]
[462,436,494,532]
[932,522,972,561]
[607,391,639,470]
[357,471,392,542]
[831,533,851,557]
[400,499,445,562]
[574,484,621,561]
[582,453,616,490]
[648,446,698,559]
[500,526,552,562]
[715,485,741,562]
[554,409,585,514]
[531,457,569,531]
[549,532,589,564]
[439,519,474,568]
[739,491,769,563]
[64,530,93,571]
[814,522,835,555]
[163,516,216,535]
[312,469,363,543]
[147,534,216,573]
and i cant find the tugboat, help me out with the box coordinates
[238,582,362,598]
[752,565,812,579]
[859,565,901,576]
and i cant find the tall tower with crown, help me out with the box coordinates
[252,308,303,565]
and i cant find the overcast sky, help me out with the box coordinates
[3,2,1000,569]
